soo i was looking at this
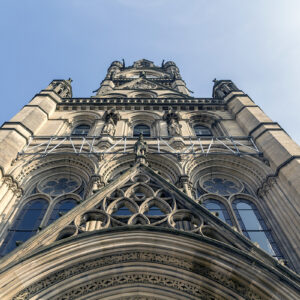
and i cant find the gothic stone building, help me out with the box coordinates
[0,59,299,299]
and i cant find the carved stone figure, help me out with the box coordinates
[168,118,181,136]
[101,108,120,136]
[163,109,181,136]
[134,133,148,157]
[131,79,157,90]
[102,118,115,136]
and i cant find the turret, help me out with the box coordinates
[212,79,239,98]
[163,61,190,95]
[46,78,73,98]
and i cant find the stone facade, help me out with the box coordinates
[0,59,299,299]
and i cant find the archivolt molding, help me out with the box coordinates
[6,231,299,300]
[99,154,182,185]
[183,111,222,122]
[124,111,161,121]
[67,111,102,124]
[185,155,270,191]
[15,154,97,186]
[99,155,135,184]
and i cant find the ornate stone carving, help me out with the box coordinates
[101,108,120,136]
[163,109,181,136]
[131,79,157,90]
[13,250,264,300]
[134,134,148,158]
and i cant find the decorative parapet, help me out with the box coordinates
[59,97,224,105]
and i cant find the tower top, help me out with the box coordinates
[95,59,189,97]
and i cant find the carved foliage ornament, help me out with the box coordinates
[130,80,157,90]
[13,251,265,300]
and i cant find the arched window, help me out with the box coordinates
[232,200,283,259]
[71,124,90,136]
[47,199,78,225]
[133,124,151,137]
[194,125,212,137]
[203,199,232,225]
[0,199,48,257]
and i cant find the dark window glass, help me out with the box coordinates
[47,199,77,225]
[135,192,145,199]
[71,124,90,136]
[233,199,283,259]
[0,199,48,257]
[145,205,164,216]
[203,199,232,225]
[133,124,150,137]
[194,125,212,137]
[113,205,132,216]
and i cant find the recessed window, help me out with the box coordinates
[232,200,283,259]
[194,125,212,137]
[47,199,77,225]
[145,205,164,216]
[203,199,232,225]
[0,199,48,256]
[71,124,90,136]
[113,205,132,216]
[133,124,151,137]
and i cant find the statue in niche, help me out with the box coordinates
[168,118,181,136]
[134,133,148,157]
[101,108,120,136]
[102,118,115,136]
[163,108,182,136]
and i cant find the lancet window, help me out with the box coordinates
[197,174,283,259]
[0,174,84,257]
[0,199,48,257]
[47,199,78,225]
[232,200,282,259]
[203,199,232,225]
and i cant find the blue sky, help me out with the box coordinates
[1,0,300,143]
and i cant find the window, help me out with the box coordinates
[113,205,132,216]
[145,205,164,216]
[194,125,212,137]
[47,199,77,225]
[71,124,90,136]
[202,177,241,196]
[232,200,283,259]
[203,199,232,225]
[133,124,151,137]
[39,177,80,197]
[0,199,48,257]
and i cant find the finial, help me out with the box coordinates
[67,78,73,83]
[213,78,217,83]
[161,59,165,67]
[122,58,125,67]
